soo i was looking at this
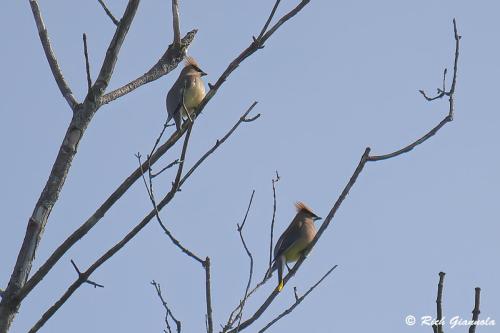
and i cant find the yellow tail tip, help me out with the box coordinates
[277,281,284,292]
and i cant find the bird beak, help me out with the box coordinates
[313,216,322,221]
[200,71,208,77]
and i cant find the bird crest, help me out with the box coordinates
[184,56,200,68]
[294,201,315,215]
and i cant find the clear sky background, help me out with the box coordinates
[1,1,499,332]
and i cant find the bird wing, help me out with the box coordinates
[166,78,187,119]
[273,219,302,260]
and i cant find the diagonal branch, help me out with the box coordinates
[29,0,78,111]
[99,30,197,105]
[151,281,181,333]
[97,0,119,26]
[89,0,141,101]
[27,103,260,332]
[82,33,92,93]
[258,265,338,333]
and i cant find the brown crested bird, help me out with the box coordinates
[166,57,207,131]
[268,202,322,292]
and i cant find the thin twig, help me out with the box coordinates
[268,171,280,271]
[368,19,460,161]
[97,0,119,26]
[151,159,181,178]
[255,0,281,42]
[258,265,338,333]
[235,191,256,333]
[469,288,481,333]
[171,0,181,46]
[29,0,78,110]
[70,260,104,289]
[178,102,259,186]
[83,33,92,93]
[151,281,181,333]
[138,127,205,265]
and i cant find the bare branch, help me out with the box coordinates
[90,0,141,100]
[255,0,281,42]
[432,272,445,333]
[367,116,452,161]
[198,0,310,117]
[204,257,214,333]
[179,102,259,185]
[368,19,460,161]
[172,0,181,46]
[234,191,256,332]
[83,33,92,93]
[258,265,338,333]
[151,159,181,178]
[99,30,197,105]
[268,171,280,271]
[97,0,120,26]
[70,260,103,289]
[469,288,481,333]
[151,281,181,333]
[138,127,205,265]
[29,0,78,111]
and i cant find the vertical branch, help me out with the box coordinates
[468,288,481,333]
[204,257,213,333]
[268,171,280,270]
[171,0,181,46]
[433,272,445,333]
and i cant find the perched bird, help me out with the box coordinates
[268,202,321,292]
[166,56,207,130]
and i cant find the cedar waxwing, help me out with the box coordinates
[166,57,207,130]
[268,202,322,292]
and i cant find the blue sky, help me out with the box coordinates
[1,1,499,332]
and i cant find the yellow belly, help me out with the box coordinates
[181,82,206,118]
[283,238,309,262]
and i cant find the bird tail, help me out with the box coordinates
[265,257,284,292]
